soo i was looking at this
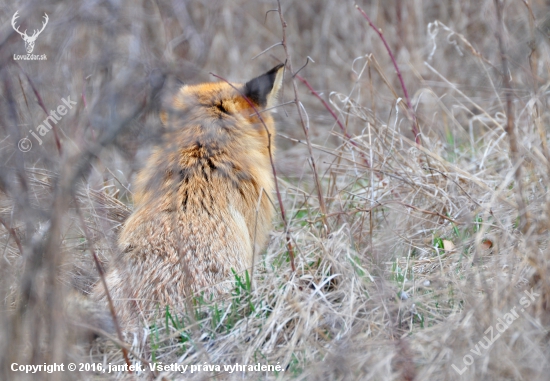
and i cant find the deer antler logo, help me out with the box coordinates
[11,11,49,54]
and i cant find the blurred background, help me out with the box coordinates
[1,0,550,379]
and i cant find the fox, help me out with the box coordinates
[91,64,284,329]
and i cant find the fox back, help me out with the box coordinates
[92,65,284,327]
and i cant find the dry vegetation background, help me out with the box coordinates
[1,0,550,380]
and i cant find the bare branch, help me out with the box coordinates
[251,41,283,60]
[493,0,529,232]
[295,74,371,168]
[0,217,23,255]
[292,56,313,78]
[74,202,133,371]
[15,63,62,155]
[275,0,330,234]
[355,4,421,146]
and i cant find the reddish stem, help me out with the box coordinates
[295,74,371,168]
[355,4,421,146]
[16,63,63,154]
[0,217,24,255]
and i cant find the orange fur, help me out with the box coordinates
[92,65,284,328]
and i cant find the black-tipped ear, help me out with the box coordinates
[244,64,284,108]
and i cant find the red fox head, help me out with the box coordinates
[160,64,284,131]
[135,65,284,208]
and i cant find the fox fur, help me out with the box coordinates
[92,65,284,328]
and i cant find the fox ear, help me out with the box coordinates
[244,64,284,109]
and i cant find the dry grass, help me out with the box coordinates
[1,0,550,379]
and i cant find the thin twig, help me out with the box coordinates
[295,74,371,168]
[0,217,23,255]
[355,4,421,146]
[248,100,296,116]
[275,0,330,234]
[292,56,312,77]
[70,322,152,370]
[264,9,279,24]
[251,42,283,60]
[428,20,499,71]
[424,61,505,132]
[210,72,296,272]
[391,201,461,225]
[494,0,529,233]
[74,202,133,370]
[425,167,483,209]
[15,63,62,155]
[354,200,461,225]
